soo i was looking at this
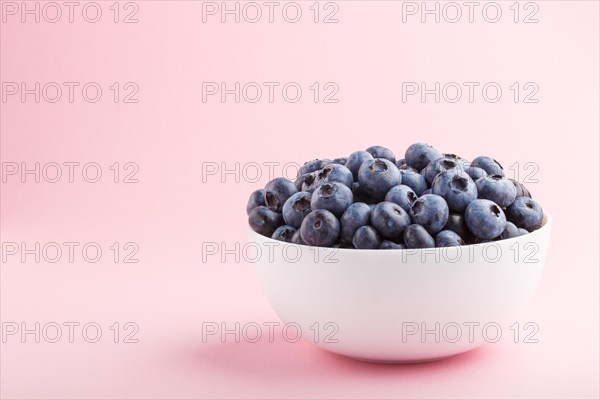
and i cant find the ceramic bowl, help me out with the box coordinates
[250,213,551,363]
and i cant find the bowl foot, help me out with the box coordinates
[346,354,456,365]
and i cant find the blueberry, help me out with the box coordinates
[405,143,443,171]
[299,209,340,247]
[475,175,517,208]
[248,206,284,237]
[366,145,396,163]
[431,170,478,212]
[443,153,471,169]
[421,157,461,185]
[465,166,487,181]
[398,164,418,172]
[248,146,545,250]
[297,159,331,178]
[282,191,312,228]
[379,240,406,249]
[471,156,504,177]
[465,199,507,240]
[303,163,354,192]
[385,185,418,212]
[294,173,314,192]
[403,224,435,249]
[291,229,305,245]
[264,177,297,212]
[399,169,429,196]
[310,182,354,217]
[358,158,401,201]
[272,225,297,242]
[340,202,371,243]
[498,221,520,240]
[435,230,465,247]
[509,179,532,198]
[505,196,543,232]
[352,226,381,249]
[409,194,449,235]
[246,189,266,215]
[301,172,320,193]
[443,213,471,241]
[371,201,411,239]
[346,151,374,182]
[313,163,353,189]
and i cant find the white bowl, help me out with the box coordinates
[250,213,551,364]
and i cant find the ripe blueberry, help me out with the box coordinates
[509,178,532,198]
[465,166,487,181]
[471,156,504,177]
[385,185,418,212]
[366,145,396,163]
[299,209,341,247]
[358,158,401,201]
[294,174,314,192]
[443,153,471,169]
[272,225,297,242]
[465,199,507,240]
[505,196,543,231]
[431,170,478,212]
[403,224,435,248]
[475,175,517,208]
[314,163,354,189]
[379,240,406,249]
[435,230,465,247]
[297,159,331,178]
[371,201,411,239]
[399,169,428,196]
[282,191,312,228]
[421,157,461,185]
[246,189,266,215]
[409,194,449,235]
[340,202,371,243]
[498,221,521,240]
[249,206,284,237]
[346,151,374,182]
[291,230,305,245]
[264,177,297,212]
[405,143,443,171]
[352,225,382,249]
[310,182,354,217]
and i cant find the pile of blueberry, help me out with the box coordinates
[247,144,544,249]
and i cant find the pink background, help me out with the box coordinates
[1,1,599,398]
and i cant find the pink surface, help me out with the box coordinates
[1,1,599,398]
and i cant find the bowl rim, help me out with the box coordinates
[248,212,552,253]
